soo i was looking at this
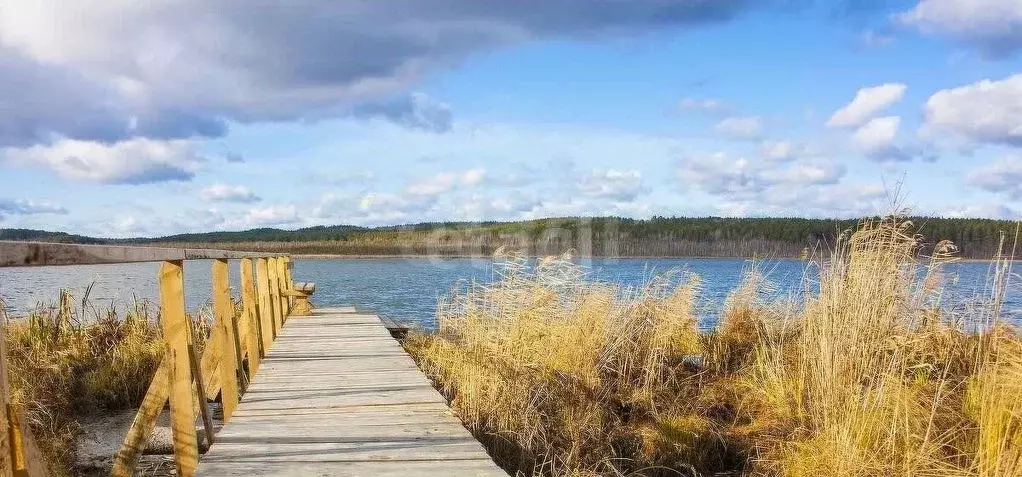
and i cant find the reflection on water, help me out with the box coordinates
[1,258,1018,329]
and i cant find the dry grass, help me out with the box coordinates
[2,288,212,476]
[406,218,1022,476]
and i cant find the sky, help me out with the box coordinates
[0,0,1021,238]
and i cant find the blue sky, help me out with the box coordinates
[0,0,1020,237]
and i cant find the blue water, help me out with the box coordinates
[1,258,1018,328]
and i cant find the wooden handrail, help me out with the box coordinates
[0,241,281,267]
[110,255,296,477]
[0,241,298,477]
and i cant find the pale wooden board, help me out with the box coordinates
[0,240,277,267]
[196,310,506,476]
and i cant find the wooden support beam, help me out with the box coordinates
[212,259,240,422]
[158,261,198,476]
[267,258,283,336]
[255,258,276,351]
[276,257,290,319]
[240,259,262,376]
[198,325,221,401]
[282,257,295,312]
[110,355,171,477]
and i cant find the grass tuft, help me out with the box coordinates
[407,218,1022,476]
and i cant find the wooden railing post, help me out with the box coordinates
[267,258,283,335]
[240,259,262,375]
[211,259,240,422]
[256,258,276,352]
[282,257,295,312]
[275,258,289,320]
[158,260,198,476]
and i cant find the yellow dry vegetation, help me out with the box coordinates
[407,218,1022,477]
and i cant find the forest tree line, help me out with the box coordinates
[2,216,1019,259]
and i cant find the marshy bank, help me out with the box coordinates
[0,292,212,476]
[405,219,1021,476]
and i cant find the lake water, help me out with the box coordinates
[1,258,1018,329]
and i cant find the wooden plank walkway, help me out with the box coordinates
[196,307,507,476]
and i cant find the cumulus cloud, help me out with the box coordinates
[577,169,649,201]
[898,0,1022,58]
[966,156,1022,200]
[715,115,764,139]
[827,83,907,127]
[760,140,805,162]
[677,152,866,215]
[678,153,844,198]
[351,93,453,133]
[225,205,300,229]
[0,198,67,219]
[851,116,912,161]
[198,183,261,203]
[0,1,760,147]
[3,138,204,184]
[406,168,485,196]
[921,74,1022,148]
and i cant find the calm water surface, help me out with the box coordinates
[1,258,1018,329]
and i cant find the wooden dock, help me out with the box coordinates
[196,307,507,476]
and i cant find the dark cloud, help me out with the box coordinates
[0,0,766,146]
[225,153,245,163]
[352,93,453,133]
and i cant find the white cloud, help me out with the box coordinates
[678,153,845,198]
[0,198,67,219]
[851,116,916,162]
[406,168,486,196]
[760,140,803,162]
[827,83,907,127]
[715,116,764,139]
[3,138,203,184]
[921,74,1022,148]
[898,0,1022,57]
[940,203,1021,219]
[676,152,872,216]
[577,169,648,201]
[227,205,300,229]
[966,156,1022,199]
[198,183,261,203]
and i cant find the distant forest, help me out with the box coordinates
[2,216,1019,259]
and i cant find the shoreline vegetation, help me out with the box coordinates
[0,292,204,476]
[0,217,1019,476]
[4,215,1021,259]
[404,218,1021,476]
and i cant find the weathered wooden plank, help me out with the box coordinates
[12,410,51,477]
[195,309,506,476]
[256,258,278,346]
[159,261,198,476]
[212,259,240,421]
[110,354,170,477]
[0,241,277,267]
[240,259,262,376]
[195,460,507,477]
